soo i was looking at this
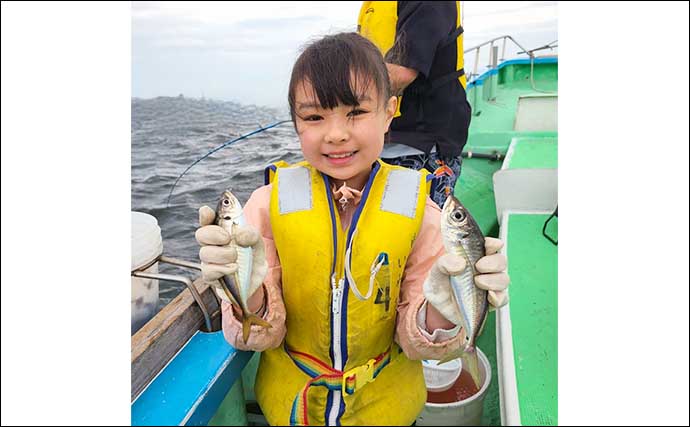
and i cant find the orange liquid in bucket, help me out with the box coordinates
[426,368,480,404]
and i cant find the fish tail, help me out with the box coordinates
[241,317,251,344]
[241,313,273,343]
[461,348,482,389]
[437,348,463,365]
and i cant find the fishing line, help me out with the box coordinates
[166,119,292,207]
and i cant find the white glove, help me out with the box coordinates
[423,237,510,325]
[195,206,268,308]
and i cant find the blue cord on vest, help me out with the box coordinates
[166,119,292,208]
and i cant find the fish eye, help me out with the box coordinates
[453,210,466,221]
[223,199,230,206]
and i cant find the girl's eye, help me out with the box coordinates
[348,109,367,117]
[302,115,322,122]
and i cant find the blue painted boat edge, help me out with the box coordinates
[184,349,253,426]
[131,331,253,426]
[467,57,558,88]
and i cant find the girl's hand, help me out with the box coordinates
[423,237,510,325]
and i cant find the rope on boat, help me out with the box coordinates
[166,119,292,208]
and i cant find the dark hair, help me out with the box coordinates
[288,32,391,123]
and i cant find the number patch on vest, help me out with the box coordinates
[374,286,390,311]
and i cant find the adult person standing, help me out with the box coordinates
[358,1,471,207]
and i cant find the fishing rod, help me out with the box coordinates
[165,119,292,208]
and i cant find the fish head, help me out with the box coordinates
[441,195,480,241]
[216,189,243,224]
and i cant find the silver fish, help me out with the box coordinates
[437,195,489,389]
[215,189,271,343]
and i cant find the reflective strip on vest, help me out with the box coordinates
[380,168,421,218]
[278,166,312,214]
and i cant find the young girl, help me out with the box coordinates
[195,32,509,426]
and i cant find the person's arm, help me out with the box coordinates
[394,198,466,360]
[384,2,456,96]
[197,184,287,352]
[386,63,418,96]
[390,1,455,79]
[225,184,286,351]
[394,197,511,361]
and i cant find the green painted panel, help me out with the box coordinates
[209,378,249,426]
[455,158,501,238]
[507,138,558,169]
[506,214,558,426]
[467,62,558,135]
[241,352,261,402]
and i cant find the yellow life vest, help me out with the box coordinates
[255,160,432,425]
[357,1,467,119]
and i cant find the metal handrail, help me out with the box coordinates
[132,256,214,332]
[518,40,558,55]
[464,35,537,83]
[463,35,558,98]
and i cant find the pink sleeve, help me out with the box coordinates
[221,184,287,351]
[394,197,465,360]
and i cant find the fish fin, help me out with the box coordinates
[242,318,251,344]
[241,313,273,343]
[478,313,489,336]
[438,348,462,365]
[461,349,482,389]
[246,313,272,330]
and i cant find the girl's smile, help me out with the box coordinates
[324,150,358,165]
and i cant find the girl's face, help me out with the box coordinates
[293,78,397,190]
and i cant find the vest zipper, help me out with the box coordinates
[331,273,344,315]
[326,164,380,425]
[330,272,346,426]
[328,200,346,426]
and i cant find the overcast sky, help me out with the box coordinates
[133,1,558,108]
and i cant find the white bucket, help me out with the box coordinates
[422,358,462,392]
[416,347,492,426]
[131,211,163,334]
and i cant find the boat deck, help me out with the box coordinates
[499,212,558,425]
[457,57,558,238]
[457,57,558,425]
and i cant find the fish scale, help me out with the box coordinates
[448,229,486,348]
[235,241,253,303]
